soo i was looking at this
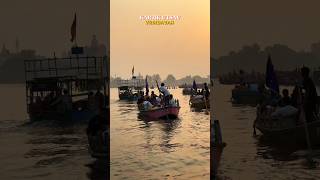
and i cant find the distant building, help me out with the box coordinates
[68,35,107,57]
[1,44,10,56]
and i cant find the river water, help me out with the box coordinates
[0,84,106,180]
[110,88,210,179]
[213,82,320,180]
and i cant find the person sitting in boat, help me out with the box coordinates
[301,67,318,122]
[150,91,158,105]
[168,94,177,107]
[158,83,170,105]
[142,97,153,110]
[136,91,144,103]
[278,89,292,107]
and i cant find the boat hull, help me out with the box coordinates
[189,95,210,110]
[256,119,320,146]
[139,106,180,119]
[190,99,210,109]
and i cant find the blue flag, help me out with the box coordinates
[193,80,197,91]
[266,55,279,93]
[145,76,149,95]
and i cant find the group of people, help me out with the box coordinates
[137,83,179,110]
[193,82,210,100]
[259,67,318,122]
[30,88,105,115]
[30,89,73,115]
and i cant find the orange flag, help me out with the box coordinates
[70,13,77,42]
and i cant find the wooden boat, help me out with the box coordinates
[189,95,210,109]
[255,107,320,146]
[139,106,180,119]
[231,84,261,105]
[182,87,194,95]
[117,76,144,101]
[24,56,109,122]
[118,86,142,101]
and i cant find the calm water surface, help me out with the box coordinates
[110,88,210,179]
[0,84,106,180]
[213,82,320,180]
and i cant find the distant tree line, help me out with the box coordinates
[211,42,320,78]
[110,74,209,88]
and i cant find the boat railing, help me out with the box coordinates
[24,56,108,81]
[117,78,145,88]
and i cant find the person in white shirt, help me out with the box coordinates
[158,83,170,105]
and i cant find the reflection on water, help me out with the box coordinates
[213,83,320,180]
[0,84,104,180]
[110,88,210,179]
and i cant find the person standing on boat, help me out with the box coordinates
[301,67,318,122]
[204,82,210,100]
[158,83,170,105]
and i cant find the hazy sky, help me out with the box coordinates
[111,0,210,79]
[212,0,320,58]
[0,0,108,57]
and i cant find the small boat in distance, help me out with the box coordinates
[117,76,144,101]
[190,95,210,110]
[182,87,194,95]
[231,83,261,105]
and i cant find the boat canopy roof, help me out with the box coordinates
[24,56,109,82]
[118,86,144,91]
[117,77,144,88]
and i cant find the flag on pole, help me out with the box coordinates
[265,55,279,93]
[145,76,149,95]
[70,13,77,42]
[193,80,197,91]
[132,66,134,76]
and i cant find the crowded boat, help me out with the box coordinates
[24,56,108,121]
[137,81,180,119]
[189,80,210,110]
[254,56,320,146]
